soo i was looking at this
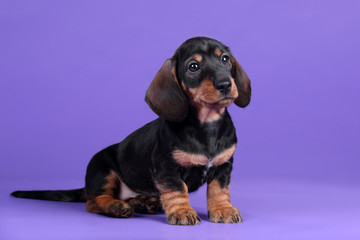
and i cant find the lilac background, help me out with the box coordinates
[1,0,359,239]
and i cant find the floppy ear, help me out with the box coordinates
[145,59,188,121]
[232,58,252,108]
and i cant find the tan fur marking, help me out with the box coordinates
[194,54,202,62]
[186,79,223,122]
[207,180,231,209]
[158,183,192,216]
[229,77,239,99]
[86,171,120,213]
[156,182,200,225]
[172,150,208,167]
[103,170,120,195]
[207,180,242,223]
[188,79,221,103]
[172,144,236,167]
[215,48,222,57]
[85,171,134,217]
[183,77,238,123]
[93,195,118,210]
[212,144,236,166]
[86,198,98,213]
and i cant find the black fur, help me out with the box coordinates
[11,37,251,220]
[11,188,86,202]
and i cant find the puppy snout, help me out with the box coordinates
[215,79,231,95]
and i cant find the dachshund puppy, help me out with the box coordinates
[11,37,251,225]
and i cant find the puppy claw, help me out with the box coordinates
[208,206,242,223]
[167,210,201,225]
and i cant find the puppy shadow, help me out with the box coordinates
[198,212,211,223]
[133,212,168,224]
[133,211,211,224]
[46,201,88,215]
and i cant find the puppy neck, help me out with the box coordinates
[196,105,226,123]
[188,105,227,124]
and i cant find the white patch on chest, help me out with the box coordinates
[118,180,140,200]
[202,162,213,178]
[172,144,236,168]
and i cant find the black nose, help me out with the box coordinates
[215,80,232,94]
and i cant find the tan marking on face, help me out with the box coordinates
[182,76,238,123]
[207,180,242,223]
[184,79,223,122]
[229,77,239,99]
[187,78,221,104]
[194,54,202,63]
[172,144,236,167]
[215,49,222,57]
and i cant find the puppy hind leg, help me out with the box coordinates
[127,195,162,214]
[86,171,134,218]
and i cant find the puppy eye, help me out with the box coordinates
[189,62,200,72]
[221,55,230,64]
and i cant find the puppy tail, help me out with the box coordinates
[11,188,86,202]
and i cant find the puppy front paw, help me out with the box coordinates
[208,206,242,223]
[166,208,201,225]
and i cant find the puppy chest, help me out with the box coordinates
[172,144,236,167]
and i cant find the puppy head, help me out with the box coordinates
[145,37,251,122]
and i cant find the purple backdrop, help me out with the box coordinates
[1,0,359,239]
